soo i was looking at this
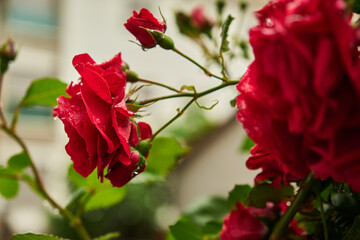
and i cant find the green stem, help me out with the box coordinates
[0,125,91,240]
[149,80,239,139]
[173,48,225,81]
[138,78,180,93]
[151,99,195,140]
[10,102,20,131]
[0,74,7,128]
[270,173,315,240]
[317,192,329,240]
[140,80,238,105]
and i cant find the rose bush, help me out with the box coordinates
[175,6,214,39]
[220,202,268,240]
[124,8,166,48]
[237,0,360,191]
[220,202,304,240]
[53,53,152,187]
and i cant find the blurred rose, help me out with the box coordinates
[220,203,268,240]
[237,0,360,191]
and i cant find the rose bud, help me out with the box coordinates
[125,8,166,48]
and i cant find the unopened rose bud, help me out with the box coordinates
[216,0,226,15]
[137,139,151,156]
[126,70,139,83]
[239,1,248,12]
[0,39,17,74]
[122,61,130,71]
[158,35,175,50]
[145,29,175,50]
[0,39,16,61]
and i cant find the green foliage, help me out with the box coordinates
[20,78,67,107]
[68,166,101,189]
[240,134,255,152]
[93,232,120,240]
[347,0,360,13]
[246,183,294,208]
[8,152,31,172]
[145,137,188,177]
[85,187,126,212]
[67,166,126,212]
[220,15,234,53]
[169,196,229,240]
[0,176,19,199]
[342,216,360,240]
[228,184,251,209]
[184,196,230,226]
[11,233,68,240]
[169,216,203,240]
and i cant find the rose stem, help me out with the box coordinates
[140,80,238,105]
[173,47,226,82]
[151,98,195,140]
[137,78,180,93]
[0,125,91,240]
[317,191,329,240]
[0,74,8,127]
[270,173,315,240]
[149,80,238,139]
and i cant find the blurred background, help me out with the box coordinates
[0,0,265,239]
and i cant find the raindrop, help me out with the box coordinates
[265,18,274,27]
[94,118,101,124]
[70,105,80,111]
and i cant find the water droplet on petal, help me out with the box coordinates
[94,118,101,125]
[265,18,274,27]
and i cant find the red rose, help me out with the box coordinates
[246,145,301,189]
[53,53,152,187]
[124,8,166,48]
[220,203,268,240]
[220,202,305,240]
[237,0,360,190]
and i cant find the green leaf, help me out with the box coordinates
[84,186,126,211]
[246,183,294,208]
[180,85,196,93]
[342,216,360,240]
[8,152,31,172]
[11,233,68,240]
[220,15,234,53]
[228,184,251,209]
[93,232,120,240]
[202,220,223,236]
[0,177,19,199]
[146,137,188,176]
[240,135,255,152]
[68,165,102,189]
[65,187,87,211]
[169,216,202,240]
[184,196,230,226]
[20,78,67,107]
